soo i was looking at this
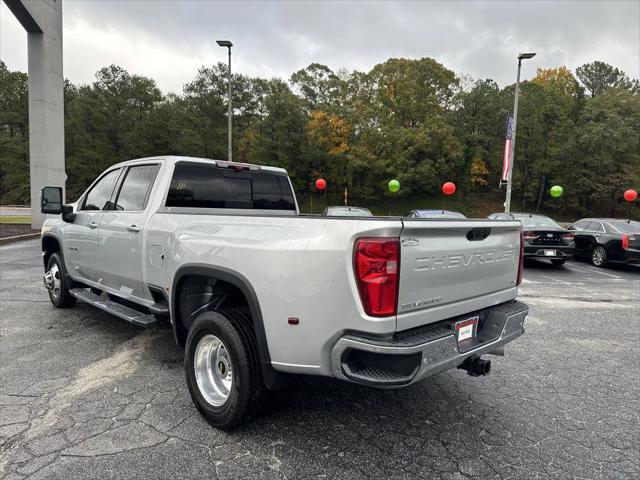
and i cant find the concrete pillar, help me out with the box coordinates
[4,0,65,229]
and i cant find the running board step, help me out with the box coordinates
[70,288,157,327]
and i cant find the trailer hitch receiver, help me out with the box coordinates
[457,356,492,377]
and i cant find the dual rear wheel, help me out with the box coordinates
[185,309,289,430]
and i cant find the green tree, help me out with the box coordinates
[0,58,637,218]
[290,63,340,111]
[576,61,634,97]
[454,79,508,192]
[0,61,29,204]
[574,88,640,215]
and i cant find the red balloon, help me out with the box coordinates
[315,178,327,191]
[624,189,637,202]
[442,182,456,195]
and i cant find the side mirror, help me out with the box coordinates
[41,186,75,222]
[61,204,75,223]
[41,186,63,214]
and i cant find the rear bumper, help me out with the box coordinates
[524,245,573,259]
[623,248,640,265]
[330,300,528,387]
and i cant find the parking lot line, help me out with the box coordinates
[564,262,623,279]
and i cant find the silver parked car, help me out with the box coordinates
[406,209,466,219]
[322,206,373,217]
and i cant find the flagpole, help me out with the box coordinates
[505,52,536,213]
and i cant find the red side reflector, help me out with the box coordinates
[353,238,400,317]
[517,231,524,286]
[622,234,629,250]
[287,317,299,325]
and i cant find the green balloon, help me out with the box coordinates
[550,185,564,198]
[388,179,400,193]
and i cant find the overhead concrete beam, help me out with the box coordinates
[4,0,43,32]
[4,0,66,229]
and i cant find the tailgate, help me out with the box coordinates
[397,219,521,331]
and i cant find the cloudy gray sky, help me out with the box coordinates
[1,0,639,93]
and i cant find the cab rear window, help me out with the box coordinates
[166,163,296,211]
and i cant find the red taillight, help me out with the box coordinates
[353,238,400,317]
[523,231,538,240]
[561,233,575,240]
[517,231,524,286]
[622,234,629,250]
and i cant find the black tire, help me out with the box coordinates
[185,309,267,430]
[591,245,608,267]
[551,259,566,266]
[46,253,76,308]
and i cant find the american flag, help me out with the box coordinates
[501,116,513,182]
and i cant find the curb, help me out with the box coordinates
[0,233,40,245]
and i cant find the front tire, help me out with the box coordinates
[551,259,566,266]
[185,310,266,430]
[45,253,76,308]
[591,246,607,267]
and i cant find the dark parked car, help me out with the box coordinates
[488,212,574,266]
[568,218,640,267]
[405,209,466,218]
[322,206,373,217]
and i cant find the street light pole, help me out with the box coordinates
[217,40,233,162]
[505,52,536,213]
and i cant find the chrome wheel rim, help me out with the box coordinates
[46,263,62,299]
[592,247,605,266]
[194,334,233,407]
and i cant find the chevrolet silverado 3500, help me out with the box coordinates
[40,156,528,429]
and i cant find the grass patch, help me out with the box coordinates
[0,215,31,224]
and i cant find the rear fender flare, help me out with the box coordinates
[171,264,281,387]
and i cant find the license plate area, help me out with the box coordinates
[455,316,479,343]
[544,249,556,256]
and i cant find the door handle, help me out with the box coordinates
[127,225,141,233]
[87,222,98,229]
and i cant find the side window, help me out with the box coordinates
[82,169,121,211]
[113,165,160,211]
[571,220,587,230]
[592,222,605,233]
[166,164,224,208]
[575,221,587,230]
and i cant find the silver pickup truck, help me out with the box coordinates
[40,156,528,429]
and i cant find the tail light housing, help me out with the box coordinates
[353,238,400,317]
[561,233,575,241]
[517,231,524,286]
[622,234,629,250]
[523,231,538,240]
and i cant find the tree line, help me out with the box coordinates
[1,58,638,217]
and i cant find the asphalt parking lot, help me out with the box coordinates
[1,239,639,480]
